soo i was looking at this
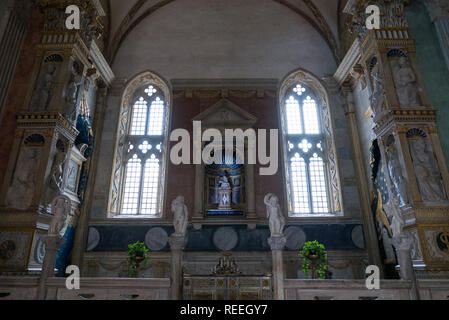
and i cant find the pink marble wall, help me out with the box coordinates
[0,9,44,186]
[165,94,284,219]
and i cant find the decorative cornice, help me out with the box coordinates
[334,38,362,86]
[89,39,115,87]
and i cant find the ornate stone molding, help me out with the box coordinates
[280,69,343,214]
[108,71,171,215]
[268,236,287,251]
[344,0,411,42]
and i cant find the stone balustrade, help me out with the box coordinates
[1,277,448,300]
[284,279,449,300]
[0,277,170,300]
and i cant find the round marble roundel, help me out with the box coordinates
[86,227,100,252]
[284,226,306,251]
[213,227,238,251]
[351,225,365,249]
[145,227,169,251]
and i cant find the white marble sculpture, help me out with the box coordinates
[370,63,385,117]
[394,57,421,108]
[383,195,405,238]
[6,148,38,210]
[33,64,57,112]
[410,139,446,201]
[386,146,409,206]
[171,196,188,237]
[49,195,71,236]
[63,64,82,122]
[264,193,286,237]
[217,176,232,208]
[47,148,67,203]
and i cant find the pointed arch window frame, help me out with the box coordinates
[108,71,171,218]
[279,69,342,217]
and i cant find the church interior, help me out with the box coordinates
[0,0,449,301]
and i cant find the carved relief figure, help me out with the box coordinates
[386,146,409,207]
[32,64,57,112]
[49,195,71,236]
[394,57,421,108]
[6,148,39,210]
[370,62,385,117]
[171,196,188,237]
[264,193,285,237]
[63,63,82,122]
[383,195,405,238]
[409,139,446,201]
[46,148,67,204]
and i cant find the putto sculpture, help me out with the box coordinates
[171,196,188,237]
[264,193,286,237]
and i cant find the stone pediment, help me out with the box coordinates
[192,99,257,128]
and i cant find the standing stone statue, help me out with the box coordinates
[171,196,188,237]
[6,148,39,210]
[410,139,446,201]
[370,63,385,117]
[264,193,286,237]
[394,57,421,108]
[383,195,405,238]
[46,148,67,204]
[386,146,409,207]
[49,195,71,236]
[32,64,57,112]
[63,63,82,122]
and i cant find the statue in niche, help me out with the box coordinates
[49,195,71,236]
[32,64,57,112]
[409,139,446,202]
[369,62,385,117]
[383,195,405,238]
[171,196,188,237]
[6,148,39,210]
[46,148,67,204]
[386,146,409,207]
[394,57,421,108]
[63,63,82,122]
[217,175,232,209]
[264,193,285,237]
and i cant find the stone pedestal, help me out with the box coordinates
[169,235,187,300]
[393,235,420,300]
[268,236,286,300]
[37,235,66,300]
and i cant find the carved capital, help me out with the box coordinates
[268,236,287,251]
[169,235,187,251]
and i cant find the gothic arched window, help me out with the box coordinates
[108,71,171,217]
[279,70,341,216]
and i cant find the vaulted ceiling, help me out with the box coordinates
[104,0,348,80]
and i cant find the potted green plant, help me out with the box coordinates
[126,241,150,278]
[299,240,328,279]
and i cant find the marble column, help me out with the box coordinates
[268,236,286,300]
[392,235,420,300]
[342,87,384,272]
[37,235,66,300]
[169,235,187,300]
